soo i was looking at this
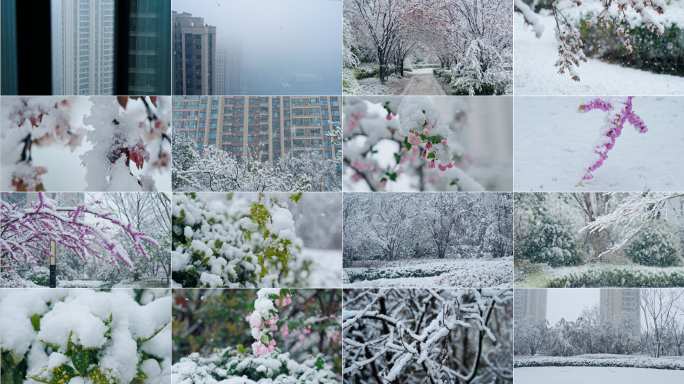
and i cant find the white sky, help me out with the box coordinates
[547,288,600,325]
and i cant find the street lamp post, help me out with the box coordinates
[49,240,56,288]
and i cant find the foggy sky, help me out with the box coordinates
[173,0,342,94]
[547,288,600,326]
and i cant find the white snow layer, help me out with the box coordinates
[514,96,684,191]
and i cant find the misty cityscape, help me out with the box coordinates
[172,0,342,95]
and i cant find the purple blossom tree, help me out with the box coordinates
[1,192,159,287]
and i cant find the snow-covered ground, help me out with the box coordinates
[300,248,343,288]
[515,96,684,191]
[514,13,684,95]
[516,263,684,288]
[57,280,105,288]
[357,75,408,95]
[514,366,684,383]
[344,257,512,288]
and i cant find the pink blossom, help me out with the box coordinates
[351,173,362,182]
[245,314,251,322]
[447,162,453,169]
[386,114,392,120]
[427,160,435,169]
[440,139,447,146]
[298,335,306,341]
[423,128,429,136]
[425,142,432,150]
[421,151,427,159]
[438,164,447,171]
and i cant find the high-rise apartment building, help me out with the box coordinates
[172,96,341,165]
[514,289,548,325]
[172,11,216,95]
[217,41,242,95]
[600,289,641,338]
[127,0,172,95]
[55,0,115,95]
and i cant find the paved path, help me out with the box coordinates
[400,73,447,95]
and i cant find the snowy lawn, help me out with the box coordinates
[344,257,512,288]
[514,96,684,191]
[109,276,170,288]
[514,366,684,383]
[516,263,684,288]
[357,74,409,95]
[515,354,684,370]
[57,280,105,288]
[514,13,684,95]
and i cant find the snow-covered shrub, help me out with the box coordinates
[343,289,512,383]
[24,267,52,287]
[518,216,584,267]
[342,68,362,96]
[450,39,511,96]
[624,221,682,267]
[538,264,684,288]
[172,347,338,384]
[171,193,303,288]
[1,289,171,384]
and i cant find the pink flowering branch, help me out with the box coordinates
[576,96,648,186]
[1,192,158,270]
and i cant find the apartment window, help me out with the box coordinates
[248,108,255,113]
[285,120,291,127]
[237,99,245,105]
[322,120,329,126]
[236,136,243,142]
[324,140,331,147]
[249,99,257,105]
[248,136,256,142]
[309,108,320,115]
[197,142,203,148]
[236,146,243,152]
[321,109,328,115]
[310,118,321,126]
[260,124,269,131]
[209,132,217,138]
[292,98,303,106]
[248,126,255,132]
[236,108,244,113]
[284,110,290,117]
[199,122,205,128]
[285,130,291,137]
[274,142,281,149]
[189,101,199,108]
[237,117,244,123]
[212,104,218,110]
[222,145,231,151]
[284,101,290,106]
[292,109,303,116]
[225,98,234,104]
[273,131,281,138]
[260,134,268,141]
[332,111,340,116]
[321,100,327,105]
[309,98,319,105]
[185,120,197,128]
[272,102,280,108]
[312,139,322,147]
[224,116,233,123]
[201,103,207,109]
[248,117,255,123]
[260,97,269,104]
[210,123,217,128]
[331,100,339,106]
[224,107,233,113]
[273,122,280,128]
[260,115,269,122]
[198,132,205,138]
[325,152,333,159]
[285,141,291,147]
[211,113,218,119]
[223,125,231,132]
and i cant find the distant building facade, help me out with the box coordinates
[600,289,641,338]
[172,95,341,165]
[514,289,548,325]
[172,11,216,95]
[217,41,242,95]
[57,0,115,95]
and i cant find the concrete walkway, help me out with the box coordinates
[400,73,447,96]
